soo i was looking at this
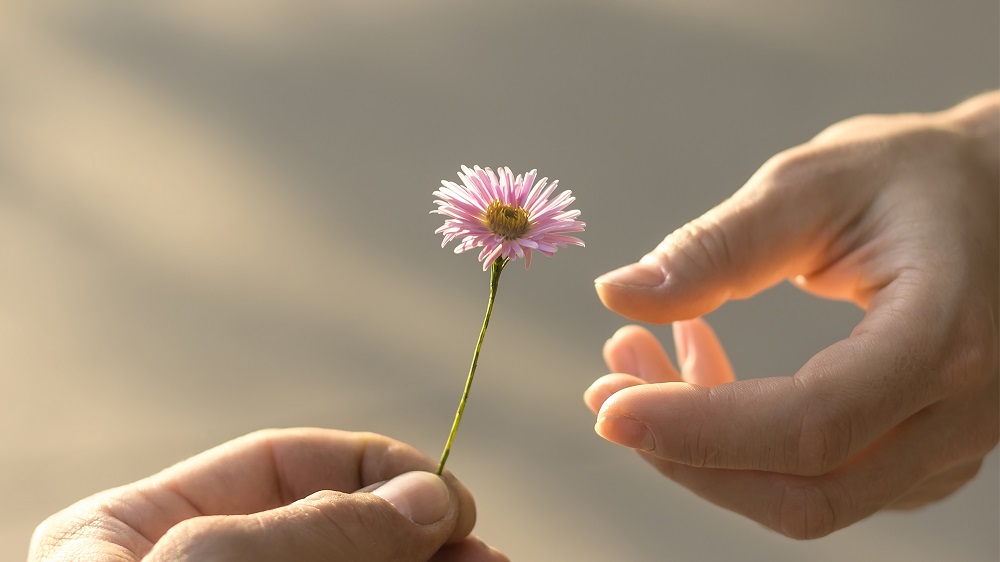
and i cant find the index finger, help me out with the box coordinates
[90,429,475,551]
[150,428,448,515]
[594,140,875,324]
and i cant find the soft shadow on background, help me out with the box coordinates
[2,1,997,560]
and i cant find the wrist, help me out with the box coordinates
[940,91,1000,180]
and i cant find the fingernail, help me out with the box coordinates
[372,471,450,525]
[595,414,656,451]
[594,262,665,288]
[584,381,614,413]
[589,382,613,406]
[353,480,386,494]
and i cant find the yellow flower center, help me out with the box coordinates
[482,200,530,240]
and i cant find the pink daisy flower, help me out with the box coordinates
[432,165,585,270]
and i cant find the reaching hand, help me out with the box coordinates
[30,428,508,561]
[586,92,999,539]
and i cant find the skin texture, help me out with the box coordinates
[29,428,509,561]
[586,91,999,539]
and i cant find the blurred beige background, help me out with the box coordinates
[2,1,997,560]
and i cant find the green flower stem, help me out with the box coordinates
[436,257,507,475]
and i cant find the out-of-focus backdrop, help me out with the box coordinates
[2,1,997,560]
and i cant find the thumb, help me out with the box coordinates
[146,471,460,562]
[594,147,866,323]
